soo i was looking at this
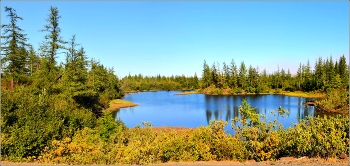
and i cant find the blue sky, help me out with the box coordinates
[1,1,348,78]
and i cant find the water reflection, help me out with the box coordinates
[204,94,315,127]
[113,91,317,134]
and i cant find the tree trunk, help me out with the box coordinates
[10,77,14,91]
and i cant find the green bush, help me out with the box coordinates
[246,86,255,93]
[98,113,126,142]
[280,115,349,158]
[232,87,242,94]
[232,99,349,161]
[1,86,96,161]
[316,88,349,112]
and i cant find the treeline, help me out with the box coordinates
[1,6,123,160]
[121,73,199,92]
[200,56,348,94]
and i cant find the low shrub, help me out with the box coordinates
[32,100,349,164]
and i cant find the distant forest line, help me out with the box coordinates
[122,55,348,94]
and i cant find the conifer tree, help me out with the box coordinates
[201,60,211,88]
[296,63,303,90]
[1,7,29,90]
[314,57,323,90]
[40,6,66,72]
[193,72,199,89]
[211,63,218,87]
[338,55,348,87]
[230,59,238,88]
[222,62,230,88]
[27,46,41,76]
[36,6,66,92]
[239,61,247,89]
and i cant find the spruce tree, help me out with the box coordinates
[239,61,247,89]
[211,62,218,87]
[338,55,348,88]
[201,60,211,88]
[230,59,238,89]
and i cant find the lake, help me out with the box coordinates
[112,91,317,134]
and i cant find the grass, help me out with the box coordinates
[174,91,199,95]
[105,99,139,112]
[125,90,140,93]
[133,126,198,135]
[282,91,326,98]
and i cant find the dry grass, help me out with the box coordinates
[104,99,139,112]
[138,126,198,135]
[158,157,349,165]
[174,91,199,95]
[282,91,326,98]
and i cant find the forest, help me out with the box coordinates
[200,56,348,94]
[121,73,199,92]
[1,6,349,164]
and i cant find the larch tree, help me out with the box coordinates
[40,6,66,71]
[36,6,66,92]
[1,6,30,90]
[63,35,91,104]
[27,46,41,76]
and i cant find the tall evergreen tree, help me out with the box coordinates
[201,60,211,88]
[260,69,268,88]
[27,46,41,76]
[229,59,238,88]
[338,55,348,87]
[36,6,66,92]
[193,72,199,89]
[314,57,323,90]
[238,61,247,89]
[39,6,66,73]
[302,59,312,91]
[63,35,89,103]
[211,62,218,87]
[1,6,30,90]
[280,68,286,90]
[222,62,230,88]
[327,56,335,85]
[296,63,303,90]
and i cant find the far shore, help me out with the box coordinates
[104,99,139,113]
[174,90,326,99]
[123,89,327,100]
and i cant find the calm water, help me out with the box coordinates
[113,91,316,134]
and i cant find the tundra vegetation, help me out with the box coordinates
[1,6,349,164]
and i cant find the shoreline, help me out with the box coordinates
[126,89,326,99]
[104,99,139,113]
[174,90,326,99]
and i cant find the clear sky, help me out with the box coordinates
[1,1,348,78]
